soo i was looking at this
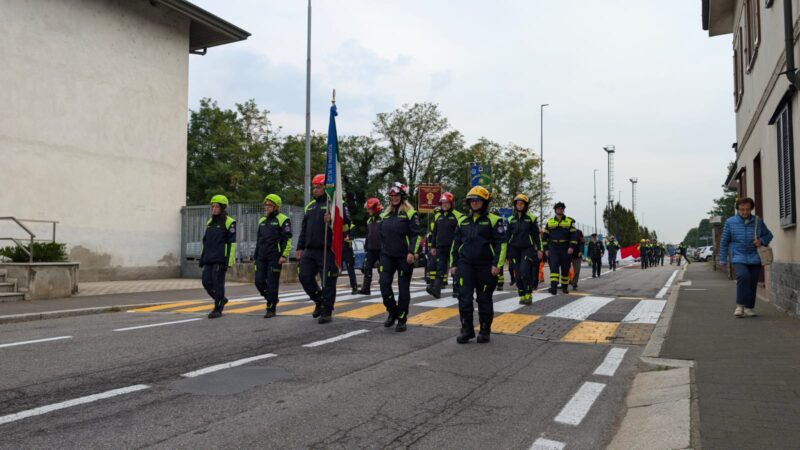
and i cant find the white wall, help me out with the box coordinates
[0,0,190,280]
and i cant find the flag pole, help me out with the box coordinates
[322,89,336,290]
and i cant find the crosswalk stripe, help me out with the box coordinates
[171,303,218,313]
[547,296,615,320]
[493,298,527,313]
[359,289,451,303]
[131,301,203,312]
[416,297,459,308]
[407,307,459,325]
[225,304,267,314]
[561,321,620,344]
[280,302,353,316]
[336,304,386,319]
[621,299,666,324]
[492,313,539,334]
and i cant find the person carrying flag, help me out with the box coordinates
[543,202,578,295]
[254,194,291,318]
[358,198,383,295]
[427,192,463,299]
[200,194,236,319]
[450,186,506,344]
[296,174,339,324]
[506,194,542,305]
[379,182,422,332]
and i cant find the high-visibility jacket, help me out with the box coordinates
[254,212,291,261]
[542,216,577,251]
[200,214,237,267]
[450,212,507,267]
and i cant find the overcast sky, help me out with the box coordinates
[188,0,735,243]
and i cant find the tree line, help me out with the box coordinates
[187,98,552,233]
[681,162,737,247]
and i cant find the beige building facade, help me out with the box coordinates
[704,0,800,313]
[0,0,248,281]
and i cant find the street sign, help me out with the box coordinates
[417,183,442,213]
[470,162,492,187]
[498,207,513,220]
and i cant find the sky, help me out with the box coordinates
[188,0,735,243]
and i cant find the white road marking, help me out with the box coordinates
[416,297,459,308]
[113,318,203,332]
[302,329,370,348]
[655,270,679,299]
[547,296,615,320]
[683,288,707,291]
[530,438,566,450]
[0,336,72,349]
[492,297,527,313]
[593,347,628,376]
[181,353,277,378]
[360,289,451,303]
[336,288,424,303]
[554,381,606,426]
[622,300,666,324]
[0,384,150,425]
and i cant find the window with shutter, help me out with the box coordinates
[776,103,796,227]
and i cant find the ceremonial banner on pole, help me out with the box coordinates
[418,184,442,213]
[324,103,344,269]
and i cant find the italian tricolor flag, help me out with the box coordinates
[325,104,344,270]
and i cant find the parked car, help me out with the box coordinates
[697,246,714,262]
[352,238,365,270]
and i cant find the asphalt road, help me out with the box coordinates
[0,262,680,449]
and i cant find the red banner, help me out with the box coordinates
[417,184,442,213]
[620,244,640,260]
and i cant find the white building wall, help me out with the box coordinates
[0,0,190,280]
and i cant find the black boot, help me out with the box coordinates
[351,287,358,295]
[562,284,569,294]
[477,322,491,343]
[318,309,332,324]
[264,303,276,318]
[207,308,222,319]
[395,319,407,332]
[548,283,558,295]
[357,277,371,295]
[312,302,322,318]
[456,316,475,344]
[427,278,442,299]
[383,313,397,328]
[218,298,228,313]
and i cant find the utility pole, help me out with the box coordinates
[630,177,638,218]
[593,169,598,232]
[603,145,615,209]
[303,0,312,205]
[540,104,549,221]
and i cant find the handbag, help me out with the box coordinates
[754,216,773,266]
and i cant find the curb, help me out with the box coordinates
[606,266,696,450]
[0,303,166,325]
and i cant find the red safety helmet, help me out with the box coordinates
[388,182,409,198]
[311,174,325,185]
[439,192,454,204]
[364,197,382,212]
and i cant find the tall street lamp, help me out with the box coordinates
[540,103,549,221]
[593,169,599,232]
[303,0,312,205]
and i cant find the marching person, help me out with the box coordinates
[677,242,690,266]
[341,206,359,295]
[358,198,383,295]
[588,233,605,278]
[200,194,237,319]
[427,192,463,299]
[491,207,507,291]
[296,174,339,324]
[719,197,773,318]
[425,206,440,287]
[450,186,506,344]
[254,194,292,318]
[639,239,649,269]
[379,182,422,332]
[572,229,585,289]
[506,194,542,305]
[660,243,667,266]
[607,235,620,271]
[543,202,578,295]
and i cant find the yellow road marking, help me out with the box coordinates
[281,302,352,316]
[225,304,268,314]
[131,301,203,312]
[337,304,386,319]
[491,313,540,334]
[170,303,219,313]
[407,308,459,326]
[561,321,620,344]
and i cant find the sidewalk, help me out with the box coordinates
[660,264,800,449]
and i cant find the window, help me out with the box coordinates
[734,28,744,109]
[744,0,761,71]
[776,103,796,227]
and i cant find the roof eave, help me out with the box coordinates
[154,0,250,51]
[704,0,736,37]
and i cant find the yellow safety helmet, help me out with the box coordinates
[640,239,646,242]
[465,186,491,202]
[513,194,530,204]
[210,194,229,207]
[263,194,282,208]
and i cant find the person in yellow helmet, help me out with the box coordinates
[450,186,507,344]
[506,194,542,305]
[254,194,292,318]
[200,194,237,319]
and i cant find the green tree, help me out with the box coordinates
[271,133,327,207]
[339,135,386,234]
[603,203,640,246]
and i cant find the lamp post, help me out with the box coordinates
[303,0,312,205]
[540,103,549,221]
[630,177,638,218]
[593,169,598,232]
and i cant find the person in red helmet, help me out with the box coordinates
[358,197,383,295]
[427,191,463,299]
[379,182,422,332]
[296,174,339,324]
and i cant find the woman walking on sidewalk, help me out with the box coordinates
[719,197,773,318]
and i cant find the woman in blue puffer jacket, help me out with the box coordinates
[719,197,773,318]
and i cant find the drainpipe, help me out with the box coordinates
[784,0,800,89]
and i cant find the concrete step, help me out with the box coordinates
[0,292,25,302]
[0,282,14,293]
[0,269,6,282]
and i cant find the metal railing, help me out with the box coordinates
[0,217,59,263]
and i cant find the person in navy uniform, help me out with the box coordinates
[506,194,542,305]
[254,194,291,318]
[427,192,463,299]
[358,197,383,295]
[200,194,237,319]
[543,202,578,295]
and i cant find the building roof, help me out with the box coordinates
[155,0,250,52]
[701,0,735,37]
